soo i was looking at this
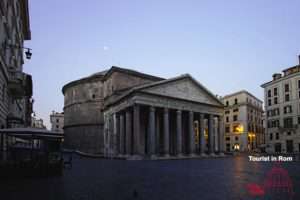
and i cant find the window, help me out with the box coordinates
[56,125,59,129]
[225,126,230,133]
[233,124,243,133]
[287,132,291,136]
[225,110,230,114]
[275,120,280,127]
[298,80,300,88]
[226,137,230,141]
[233,108,239,112]
[285,94,290,102]
[233,115,238,121]
[274,97,278,104]
[284,105,292,114]
[274,88,278,96]
[276,108,280,115]
[226,116,229,123]
[235,136,239,141]
[276,133,279,140]
[234,98,238,105]
[267,121,271,128]
[56,119,59,123]
[226,101,229,106]
[283,117,293,128]
[92,94,96,99]
[270,133,273,140]
[285,84,289,92]
[268,99,271,106]
[268,90,271,97]
[298,116,300,124]
[268,120,280,128]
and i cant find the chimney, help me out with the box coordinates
[272,73,282,80]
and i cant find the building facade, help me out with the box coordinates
[222,90,264,152]
[50,111,64,133]
[31,116,46,129]
[261,57,300,153]
[0,0,33,151]
[63,67,225,159]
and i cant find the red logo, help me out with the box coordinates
[246,163,294,199]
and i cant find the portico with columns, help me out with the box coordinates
[103,74,224,159]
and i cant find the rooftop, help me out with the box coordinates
[62,66,164,94]
[261,56,300,87]
[222,90,263,103]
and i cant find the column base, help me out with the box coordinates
[176,153,184,158]
[209,152,216,157]
[127,155,143,160]
[163,154,171,158]
[150,154,158,160]
[219,152,225,157]
[200,153,208,157]
[188,153,197,158]
[118,154,127,159]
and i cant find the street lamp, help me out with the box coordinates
[25,49,32,59]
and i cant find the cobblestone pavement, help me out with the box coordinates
[0,155,299,200]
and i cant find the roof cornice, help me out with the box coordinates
[102,66,164,81]
[261,71,300,88]
[20,0,31,40]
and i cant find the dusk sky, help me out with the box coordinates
[24,0,300,128]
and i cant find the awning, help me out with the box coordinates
[0,128,63,140]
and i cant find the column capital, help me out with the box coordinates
[199,113,205,118]
[176,110,182,114]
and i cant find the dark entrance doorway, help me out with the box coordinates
[275,143,281,153]
[226,143,230,152]
[286,140,294,153]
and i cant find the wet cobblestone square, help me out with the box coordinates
[1,155,299,200]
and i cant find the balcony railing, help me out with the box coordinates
[7,70,32,98]
[278,124,298,131]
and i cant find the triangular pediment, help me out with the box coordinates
[138,75,223,106]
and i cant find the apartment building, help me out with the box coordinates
[31,116,46,129]
[261,56,300,153]
[50,111,64,133]
[222,90,264,152]
[0,0,33,154]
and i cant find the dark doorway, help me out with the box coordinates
[275,143,281,153]
[226,143,230,152]
[286,140,294,153]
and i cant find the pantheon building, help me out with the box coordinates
[62,67,224,159]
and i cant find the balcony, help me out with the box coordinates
[7,112,25,128]
[7,70,32,98]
